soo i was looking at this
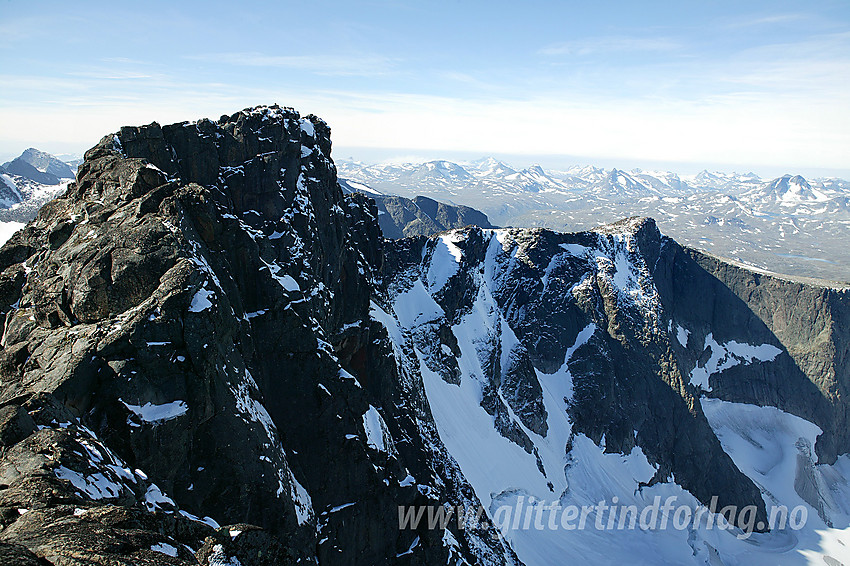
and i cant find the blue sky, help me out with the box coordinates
[1,0,849,176]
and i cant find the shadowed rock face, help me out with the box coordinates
[373,195,494,239]
[681,249,850,464]
[0,105,847,565]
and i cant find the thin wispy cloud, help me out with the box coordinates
[99,57,157,66]
[710,32,850,92]
[436,71,510,94]
[0,16,45,44]
[539,36,680,57]
[725,12,811,29]
[185,52,397,77]
[67,70,157,80]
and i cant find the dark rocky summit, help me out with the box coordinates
[0,105,846,565]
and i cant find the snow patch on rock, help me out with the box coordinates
[121,399,188,425]
[690,333,781,391]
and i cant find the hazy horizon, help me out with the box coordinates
[3,140,847,182]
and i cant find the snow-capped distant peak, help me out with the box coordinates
[416,160,473,181]
[565,164,604,175]
[769,174,811,191]
[606,169,642,190]
[425,160,458,171]
[4,148,75,181]
[758,174,829,206]
[472,157,516,176]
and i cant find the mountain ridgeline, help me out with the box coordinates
[338,179,495,238]
[0,106,846,565]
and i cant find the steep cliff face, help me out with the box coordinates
[0,106,514,565]
[375,219,850,565]
[683,251,850,463]
[377,222,764,515]
[0,106,847,566]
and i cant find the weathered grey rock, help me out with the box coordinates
[196,524,287,566]
[0,542,52,566]
[0,405,36,447]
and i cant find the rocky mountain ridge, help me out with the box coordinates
[376,218,850,563]
[0,105,516,565]
[0,106,846,565]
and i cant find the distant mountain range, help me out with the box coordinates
[338,158,850,282]
[1,147,847,282]
[0,148,75,236]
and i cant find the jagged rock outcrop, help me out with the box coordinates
[0,106,516,565]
